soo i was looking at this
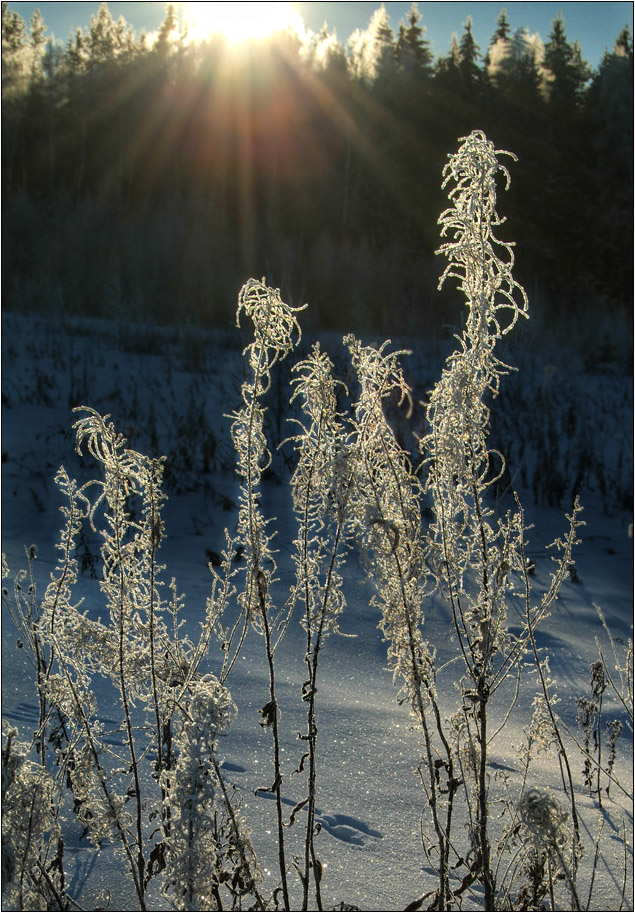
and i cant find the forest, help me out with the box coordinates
[2,1,633,334]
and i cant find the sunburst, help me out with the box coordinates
[185,2,304,45]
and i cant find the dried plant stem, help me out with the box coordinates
[300,521,348,911]
[522,575,582,907]
[260,581,291,911]
[147,474,170,829]
[212,756,266,911]
[112,502,147,909]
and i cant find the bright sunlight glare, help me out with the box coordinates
[185,2,305,44]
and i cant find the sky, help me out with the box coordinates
[8,1,634,69]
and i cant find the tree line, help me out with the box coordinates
[2,2,632,333]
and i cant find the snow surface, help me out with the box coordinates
[1,310,633,911]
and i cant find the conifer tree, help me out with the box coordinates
[156,2,177,57]
[585,25,633,299]
[2,3,29,193]
[485,8,511,69]
[65,27,86,72]
[28,7,45,77]
[311,23,347,74]
[88,2,117,64]
[2,2,27,89]
[458,16,483,93]
[488,25,543,105]
[87,2,135,65]
[348,4,396,83]
[543,12,589,107]
[435,33,461,92]
[492,8,512,44]
[396,2,433,76]
[42,38,64,79]
[614,23,634,57]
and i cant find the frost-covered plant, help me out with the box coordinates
[228,277,304,646]
[349,130,586,910]
[1,726,62,910]
[4,132,631,913]
[51,409,185,905]
[519,786,570,848]
[576,661,609,800]
[576,604,633,804]
[594,603,634,731]
[413,131,531,908]
[163,675,262,911]
[3,407,238,910]
[344,335,460,907]
[347,336,432,713]
[287,343,355,909]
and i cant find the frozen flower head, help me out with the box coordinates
[236,278,306,387]
[290,342,341,426]
[519,786,569,847]
[437,129,528,342]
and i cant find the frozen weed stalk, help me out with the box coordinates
[421,130,531,910]
[228,278,306,910]
[1,726,61,910]
[162,675,263,912]
[518,786,577,907]
[287,343,355,910]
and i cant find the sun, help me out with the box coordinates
[185,2,305,45]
